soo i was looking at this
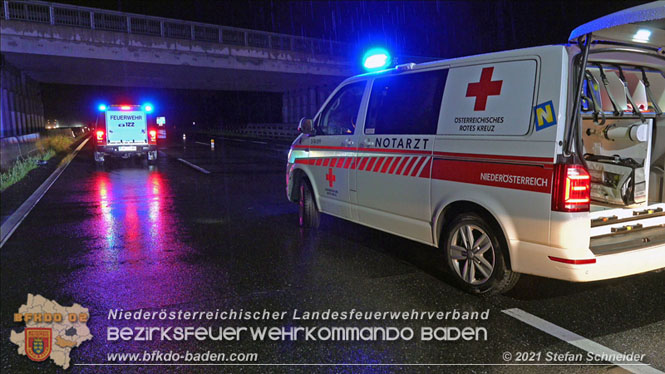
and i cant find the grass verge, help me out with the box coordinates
[0,135,73,192]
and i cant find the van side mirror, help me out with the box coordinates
[298,118,315,135]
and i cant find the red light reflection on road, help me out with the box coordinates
[96,173,115,252]
[81,169,204,310]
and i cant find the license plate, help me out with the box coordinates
[118,146,137,152]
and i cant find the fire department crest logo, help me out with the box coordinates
[10,294,92,369]
[25,328,52,362]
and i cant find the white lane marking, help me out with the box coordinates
[503,308,663,374]
[1,137,90,248]
[177,158,211,175]
[194,141,213,146]
[251,140,268,144]
[231,139,245,142]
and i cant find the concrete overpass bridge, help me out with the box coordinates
[0,0,356,138]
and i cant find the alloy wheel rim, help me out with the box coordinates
[449,224,495,285]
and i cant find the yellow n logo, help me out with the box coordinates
[534,101,557,131]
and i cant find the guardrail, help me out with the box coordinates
[1,0,348,57]
[242,123,299,141]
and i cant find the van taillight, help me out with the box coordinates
[149,130,157,144]
[552,164,590,212]
[96,130,105,144]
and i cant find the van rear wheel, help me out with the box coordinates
[443,213,519,295]
[299,179,320,229]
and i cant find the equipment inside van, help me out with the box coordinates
[286,2,665,294]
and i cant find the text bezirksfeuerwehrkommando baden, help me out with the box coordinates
[107,309,490,342]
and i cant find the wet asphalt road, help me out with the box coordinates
[1,135,663,374]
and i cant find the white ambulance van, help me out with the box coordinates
[286,2,665,294]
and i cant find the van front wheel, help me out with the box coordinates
[443,213,519,295]
[298,179,320,229]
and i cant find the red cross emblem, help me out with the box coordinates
[325,167,336,188]
[466,67,503,111]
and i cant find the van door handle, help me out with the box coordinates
[344,138,354,147]
[363,139,375,147]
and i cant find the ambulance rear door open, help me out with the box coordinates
[568,1,665,255]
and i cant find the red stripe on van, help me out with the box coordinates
[402,157,418,175]
[373,157,385,172]
[431,159,553,193]
[381,157,394,173]
[292,145,350,151]
[322,158,330,167]
[366,157,377,171]
[410,157,426,176]
[292,144,430,156]
[395,157,410,175]
[290,145,549,165]
[315,159,323,166]
[363,148,431,156]
[350,157,359,170]
[388,157,403,174]
[336,158,345,168]
[358,157,369,170]
[419,158,432,178]
[344,158,352,169]
[434,151,553,165]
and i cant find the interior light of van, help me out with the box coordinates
[633,29,651,42]
[362,48,391,71]
[552,164,590,212]
[98,104,107,111]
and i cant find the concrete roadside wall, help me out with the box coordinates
[0,55,45,138]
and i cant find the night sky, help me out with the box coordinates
[42,0,650,128]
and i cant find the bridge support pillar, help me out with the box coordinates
[282,85,337,125]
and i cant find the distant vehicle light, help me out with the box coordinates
[98,104,107,111]
[120,105,132,110]
[143,103,154,113]
[363,48,392,71]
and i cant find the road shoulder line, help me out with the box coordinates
[502,308,663,374]
[177,158,211,174]
[0,137,90,248]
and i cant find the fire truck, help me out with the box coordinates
[94,104,158,164]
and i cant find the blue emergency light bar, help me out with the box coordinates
[362,48,392,71]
